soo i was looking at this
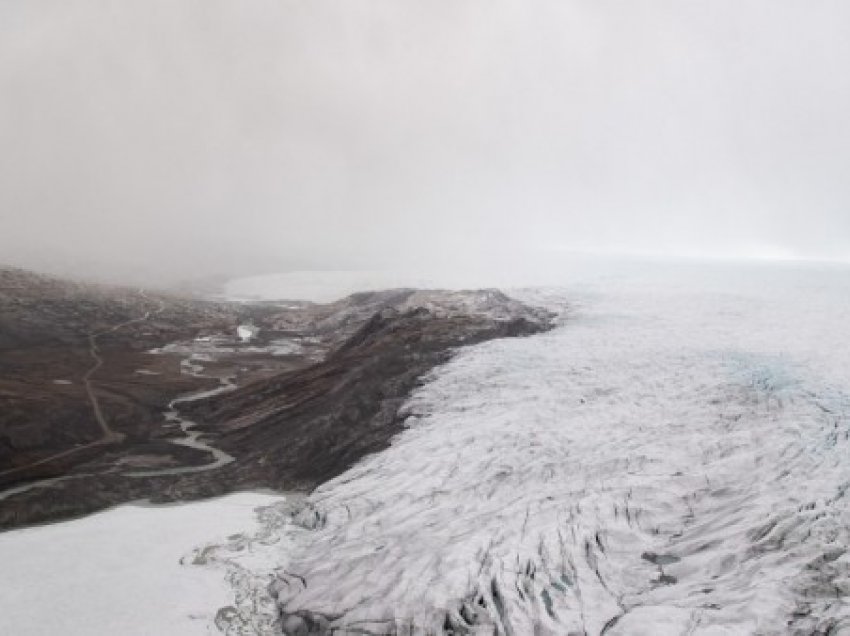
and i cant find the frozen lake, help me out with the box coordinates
[227,260,850,634]
[0,492,286,636]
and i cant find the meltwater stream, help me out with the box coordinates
[125,357,236,478]
[218,262,850,635]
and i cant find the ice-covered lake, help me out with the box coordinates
[226,260,850,634]
[0,492,287,636]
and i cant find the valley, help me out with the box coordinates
[0,267,552,529]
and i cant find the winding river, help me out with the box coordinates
[125,357,237,478]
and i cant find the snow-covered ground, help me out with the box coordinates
[216,260,850,634]
[0,492,286,636]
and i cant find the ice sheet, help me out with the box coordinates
[225,261,850,634]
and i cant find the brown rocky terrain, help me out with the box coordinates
[0,266,276,479]
[0,267,553,529]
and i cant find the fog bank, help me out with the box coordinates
[2,1,850,284]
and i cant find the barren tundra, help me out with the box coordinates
[0,267,551,528]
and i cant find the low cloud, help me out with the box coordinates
[2,1,849,284]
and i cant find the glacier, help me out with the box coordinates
[213,261,850,635]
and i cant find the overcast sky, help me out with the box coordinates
[2,1,850,284]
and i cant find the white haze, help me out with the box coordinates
[2,1,850,284]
